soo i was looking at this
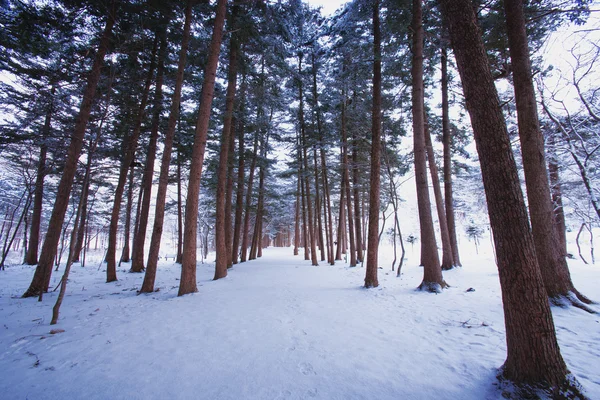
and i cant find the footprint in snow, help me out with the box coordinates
[299,362,316,375]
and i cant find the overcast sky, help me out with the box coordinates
[305,0,347,15]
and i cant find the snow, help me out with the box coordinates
[1,242,599,400]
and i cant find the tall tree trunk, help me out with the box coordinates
[311,51,334,265]
[547,133,567,258]
[25,84,55,266]
[412,0,446,292]
[51,158,90,324]
[313,147,325,261]
[131,27,168,272]
[106,32,158,282]
[341,94,357,267]
[424,115,454,270]
[225,123,236,267]
[74,135,100,263]
[503,0,591,307]
[365,0,382,288]
[294,175,300,256]
[215,9,240,279]
[240,133,258,263]
[140,0,193,294]
[335,174,346,261]
[300,152,309,261]
[250,163,265,261]
[298,54,318,266]
[440,0,576,393]
[352,134,363,263]
[176,147,183,264]
[232,75,247,264]
[23,2,118,298]
[179,0,228,296]
[119,165,134,264]
[441,46,461,267]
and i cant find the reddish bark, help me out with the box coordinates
[23,1,118,298]
[140,0,193,294]
[440,0,576,392]
[179,0,228,296]
[364,0,381,288]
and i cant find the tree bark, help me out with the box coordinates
[365,0,381,288]
[23,1,118,298]
[547,133,567,257]
[240,132,258,263]
[441,46,461,267]
[131,27,167,272]
[232,75,247,264]
[140,0,193,294]
[25,83,55,266]
[503,0,590,306]
[106,32,158,282]
[298,54,318,266]
[341,94,356,267]
[294,175,300,256]
[119,165,134,264]
[412,0,445,292]
[439,0,575,392]
[424,114,454,270]
[215,9,240,279]
[311,51,334,265]
[179,0,228,296]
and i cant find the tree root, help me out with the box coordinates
[496,371,590,400]
[417,280,450,293]
[550,292,598,314]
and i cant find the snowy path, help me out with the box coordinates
[1,247,599,399]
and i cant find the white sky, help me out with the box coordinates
[305,0,348,15]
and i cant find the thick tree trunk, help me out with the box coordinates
[504,0,591,307]
[119,165,134,264]
[215,13,240,279]
[106,32,158,282]
[412,0,445,291]
[179,0,228,296]
[23,2,118,298]
[440,0,577,393]
[140,0,193,294]
[365,0,381,288]
[441,47,461,267]
[131,28,167,272]
[424,115,454,271]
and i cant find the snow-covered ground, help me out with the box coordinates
[0,242,599,400]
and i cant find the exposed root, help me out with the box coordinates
[496,370,589,400]
[550,292,598,314]
[417,280,449,293]
[441,263,454,271]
